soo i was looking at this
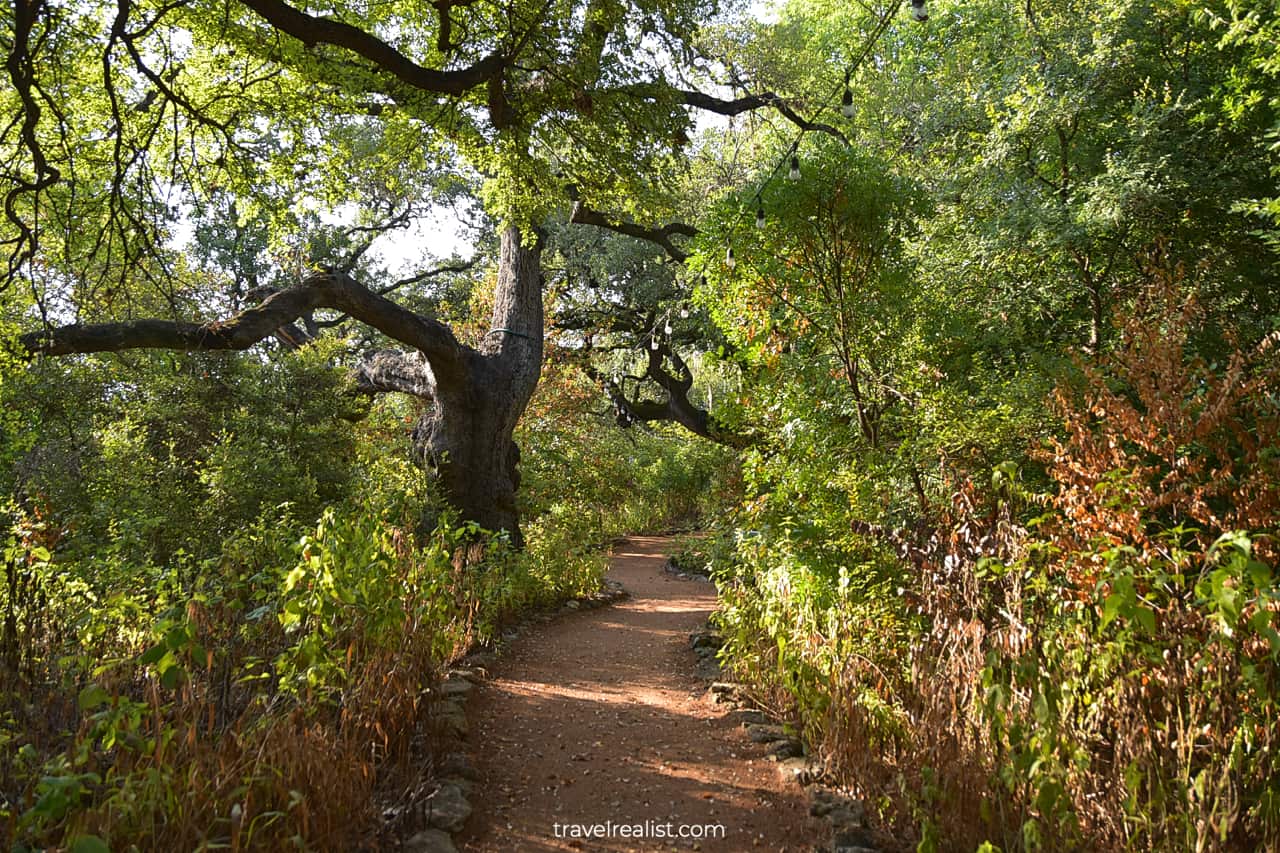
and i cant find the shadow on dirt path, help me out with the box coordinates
[458,536,823,852]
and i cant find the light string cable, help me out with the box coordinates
[723,0,916,262]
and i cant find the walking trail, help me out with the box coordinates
[459,536,824,852]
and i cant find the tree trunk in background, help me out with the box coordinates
[412,224,544,547]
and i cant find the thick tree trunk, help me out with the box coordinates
[21,223,547,551]
[412,224,544,546]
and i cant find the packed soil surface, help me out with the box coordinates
[458,536,824,852]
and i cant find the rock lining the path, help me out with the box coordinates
[687,621,887,853]
[663,556,714,582]
[396,579,630,850]
[746,723,790,743]
[424,782,472,832]
[726,707,768,726]
[403,828,458,853]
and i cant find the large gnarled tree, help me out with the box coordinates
[4,0,914,541]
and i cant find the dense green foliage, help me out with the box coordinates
[0,325,725,847]
[677,1,1280,850]
[4,0,1280,849]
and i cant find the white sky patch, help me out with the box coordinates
[749,0,779,24]
[372,203,475,273]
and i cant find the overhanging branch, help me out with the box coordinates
[569,203,696,263]
[237,0,506,96]
[20,270,469,382]
[568,339,749,448]
[352,348,434,397]
[678,90,848,144]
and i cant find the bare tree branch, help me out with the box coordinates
[3,0,62,284]
[566,337,749,447]
[351,348,435,397]
[237,0,506,96]
[568,202,696,263]
[377,257,478,296]
[677,89,849,144]
[19,270,470,382]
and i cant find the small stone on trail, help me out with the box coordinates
[746,723,788,743]
[440,679,473,697]
[727,707,768,726]
[776,756,815,784]
[425,782,471,833]
[461,651,496,669]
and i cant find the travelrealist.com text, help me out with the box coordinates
[552,821,727,840]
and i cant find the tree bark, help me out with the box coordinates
[413,224,544,546]
[18,224,546,549]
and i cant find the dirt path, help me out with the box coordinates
[458,536,823,853]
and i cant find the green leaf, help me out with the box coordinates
[77,684,111,711]
[159,661,187,690]
[1249,610,1280,654]
[137,643,166,666]
[165,624,190,650]
[70,835,110,853]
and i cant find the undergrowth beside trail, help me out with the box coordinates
[694,276,1280,851]
[0,340,727,851]
[1,494,606,850]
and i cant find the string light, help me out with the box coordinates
[679,306,690,319]
[664,322,673,335]
[684,5,912,313]
[650,337,660,350]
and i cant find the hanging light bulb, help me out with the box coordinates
[788,155,801,181]
[725,247,736,269]
[650,337,660,351]
[910,0,928,21]
[754,203,766,229]
[679,305,690,319]
[841,87,855,118]
[664,322,673,335]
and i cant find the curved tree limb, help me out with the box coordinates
[563,330,749,447]
[19,270,470,382]
[377,257,478,296]
[352,348,435,397]
[677,89,849,144]
[4,0,62,283]
[569,202,696,262]
[237,0,507,96]
[771,100,850,146]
